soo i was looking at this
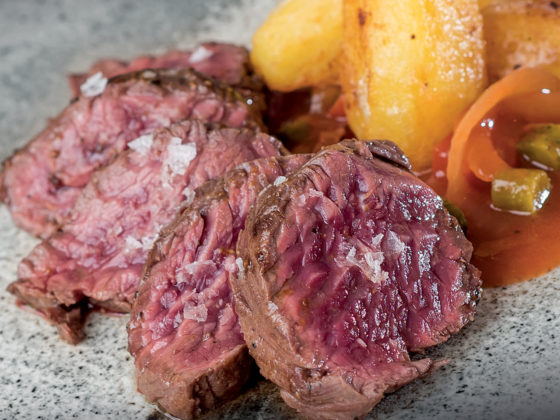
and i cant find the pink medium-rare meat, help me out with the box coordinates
[128,153,310,420]
[0,68,263,238]
[232,139,482,419]
[68,42,260,98]
[9,120,284,344]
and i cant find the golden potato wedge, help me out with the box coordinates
[478,0,502,9]
[483,1,560,82]
[544,60,560,78]
[342,0,487,171]
[251,0,343,91]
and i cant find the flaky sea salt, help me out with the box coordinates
[173,312,183,328]
[183,303,208,322]
[125,236,142,251]
[141,233,158,251]
[80,72,108,97]
[189,45,214,63]
[364,251,388,282]
[386,231,406,256]
[165,139,197,176]
[273,176,287,186]
[371,233,384,247]
[268,301,278,313]
[182,187,195,205]
[235,257,244,274]
[128,134,154,156]
[142,70,157,79]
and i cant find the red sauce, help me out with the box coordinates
[426,88,560,287]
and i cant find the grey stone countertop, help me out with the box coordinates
[0,1,559,419]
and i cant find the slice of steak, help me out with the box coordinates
[128,153,310,420]
[8,120,284,344]
[232,139,482,419]
[68,42,261,98]
[0,68,263,238]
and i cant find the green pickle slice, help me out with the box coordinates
[491,168,552,215]
[517,124,560,170]
[443,200,467,232]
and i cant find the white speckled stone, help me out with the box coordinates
[0,1,559,419]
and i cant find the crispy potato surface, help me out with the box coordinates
[478,0,501,9]
[483,1,560,82]
[250,0,343,92]
[341,0,487,171]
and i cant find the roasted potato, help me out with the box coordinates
[341,0,487,171]
[251,0,343,92]
[544,60,560,78]
[478,0,501,9]
[483,1,560,82]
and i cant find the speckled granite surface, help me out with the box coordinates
[0,1,559,419]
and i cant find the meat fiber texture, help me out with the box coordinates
[232,139,482,419]
[0,68,263,238]
[68,42,262,99]
[9,120,284,344]
[128,153,310,420]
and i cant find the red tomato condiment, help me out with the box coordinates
[439,68,560,286]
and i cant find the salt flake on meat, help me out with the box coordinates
[190,46,214,63]
[386,231,406,255]
[356,338,367,348]
[125,236,142,251]
[128,134,154,156]
[141,233,158,251]
[268,301,279,313]
[173,312,182,328]
[274,176,287,186]
[80,72,108,97]
[166,140,197,176]
[365,251,389,282]
[182,187,195,205]
[371,233,384,247]
[183,303,208,322]
[235,257,244,274]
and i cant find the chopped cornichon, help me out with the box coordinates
[443,199,467,232]
[517,124,560,170]
[491,168,552,215]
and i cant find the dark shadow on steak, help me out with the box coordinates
[8,121,284,344]
[0,67,263,238]
[232,139,482,419]
[128,153,310,420]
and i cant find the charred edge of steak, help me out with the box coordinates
[110,68,266,127]
[68,43,264,102]
[323,138,412,171]
[7,280,89,344]
[137,345,254,420]
[232,139,482,419]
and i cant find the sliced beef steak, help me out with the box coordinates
[232,139,482,419]
[68,42,261,98]
[128,154,310,420]
[9,121,283,344]
[0,68,263,237]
